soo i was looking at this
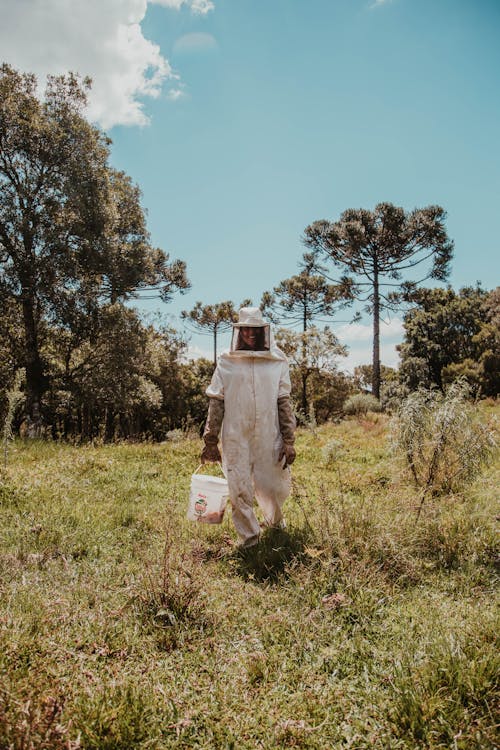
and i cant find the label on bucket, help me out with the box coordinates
[194,493,208,516]
[187,472,229,525]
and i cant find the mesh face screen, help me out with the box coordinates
[231,325,270,352]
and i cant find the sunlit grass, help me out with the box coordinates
[0,407,498,748]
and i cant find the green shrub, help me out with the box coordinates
[343,392,381,416]
[392,381,497,508]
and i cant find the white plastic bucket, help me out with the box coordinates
[187,469,229,524]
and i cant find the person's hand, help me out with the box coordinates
[278,443,296,468]
[201,443,221,464]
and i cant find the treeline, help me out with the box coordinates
[1,65,498,441]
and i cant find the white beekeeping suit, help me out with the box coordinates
[202,307,296,548]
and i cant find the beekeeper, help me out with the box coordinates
[201,307,296,548]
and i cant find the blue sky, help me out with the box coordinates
[2,0,500,368]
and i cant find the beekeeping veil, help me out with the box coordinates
[230,307,285,360]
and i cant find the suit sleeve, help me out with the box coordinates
[278,360,292,399]
[206,365,224,400]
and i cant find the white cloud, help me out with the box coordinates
[149,0,214,14]
[183,343,213,362]
[335,317,403,373]
[336,317,404,343]
[167,87,187,101]
[340,342,401,374]
[370,0,394,7]
[0,0,213,129]
[173,32,218,54]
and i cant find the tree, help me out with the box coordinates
[181,299,251,365]
[0,65,189,433]
[261,254,352,332]
[353,363,398,392]
[52,304,161,440]
[398,285,499,396]
[303,202,453,399]
[275,325,347,419]
[261,258,352,415]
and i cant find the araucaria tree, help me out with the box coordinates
[181,300,250,365]
[261,255,352,332]
[0,65,189,432]
[304,203,453,399]
[261,258,351,414]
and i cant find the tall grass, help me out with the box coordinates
[391,381,497,517]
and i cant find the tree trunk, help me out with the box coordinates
[301,326,308,416]
[372,262,381,400]
[213,327,217,367]
[104,408,115,442]
[81,403,90,441]
[301,370,308,416]
[22,298,46,436]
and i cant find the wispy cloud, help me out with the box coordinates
[183,343,213,362]
[0,0,214,129]
[149,0,214,14]
[369,0,394,8]
[167,86,187,101]
[173,32,218,54]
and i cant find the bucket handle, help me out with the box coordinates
[193,462,223,475]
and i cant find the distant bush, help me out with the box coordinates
[380,381,409,414]
[164,428,184,443]
[343,393,381,416]
[392,380,497,513]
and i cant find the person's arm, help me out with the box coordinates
[201,363,225,463]
[277,359,296,467]
[277,396,296,467]
[201,398,224,463]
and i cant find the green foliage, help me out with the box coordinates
[0,65,189,429]
[392,381,497,507]
[398,285,499,396]
[343,393,381,416]
[353,363,398,390]
[0,301,215,441]
[276,325,348,419]
[379,380,409,414]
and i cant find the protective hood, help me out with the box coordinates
[228,307,287,361]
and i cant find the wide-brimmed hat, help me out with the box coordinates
[233,307,267,327]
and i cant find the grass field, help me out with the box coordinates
[0,405,498,749]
